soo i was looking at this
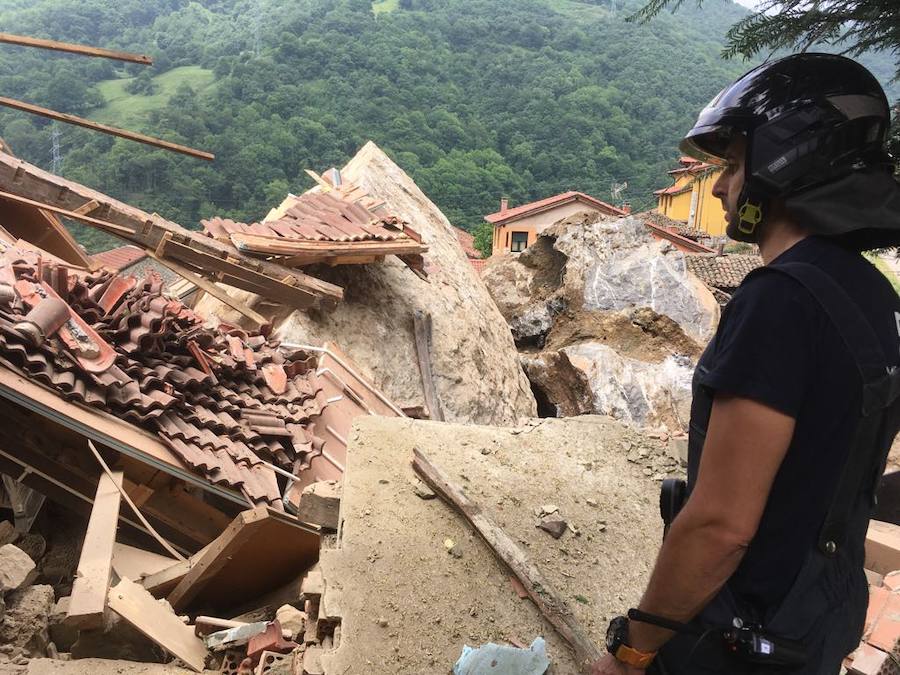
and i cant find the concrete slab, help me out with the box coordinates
[320,415,667,674]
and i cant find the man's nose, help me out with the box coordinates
[712,171,727,200]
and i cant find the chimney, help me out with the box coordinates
[621,202,631,215]
[500,198,508,213]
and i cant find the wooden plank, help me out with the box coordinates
[230,232,426,258]
[0,97,213,161]
[107,577,207,672]
[167,506,320,613]
[145,249,269,327]
[112,543,179,582]
[0,33,152,64]
[0,197,93,268]
[66,470,123,629]
[412,448,602,673]
[413,310,444,421]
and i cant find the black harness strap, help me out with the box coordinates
[747,261,900,554]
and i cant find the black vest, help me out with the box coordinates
[655,262,900,675]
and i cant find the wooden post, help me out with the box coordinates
[413,310,444,421]
[0,33,152,64]
[66,470,124,629]
[0,97,213,161]
[412,448,602,673]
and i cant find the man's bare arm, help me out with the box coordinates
[627,394,796,653]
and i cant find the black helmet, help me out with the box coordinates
[680,53,896,245]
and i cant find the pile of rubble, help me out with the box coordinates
[483,211,719,435]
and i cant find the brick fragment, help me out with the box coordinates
[848,643,892,675]
[868,586,892,639]
[870,592,900,654]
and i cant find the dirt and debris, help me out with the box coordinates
[319,414,679,674]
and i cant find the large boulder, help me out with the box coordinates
[197,142,535,426]
[0,545,36,594]
[483,212,718,434]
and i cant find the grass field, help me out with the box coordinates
[372,0,399,14]
[93,66,216,128]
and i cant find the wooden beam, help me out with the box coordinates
[0,97,213,161]
[107,577,208,672]
[66,470,123,629]
[412,448,602,673]
[167,506,319,613]
[413,310,444,421]
[230,232,426,258]
[0,196,93,268]
[0,152,343,310]
[0,33,152,65]
[111,543,179,582]
[0,189,134,235]
[145,250,269,328]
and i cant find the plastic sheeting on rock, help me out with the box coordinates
[453,637,550,675]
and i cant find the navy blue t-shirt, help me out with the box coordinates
[693,236,900,611]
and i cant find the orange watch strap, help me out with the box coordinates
[614,643,657,669]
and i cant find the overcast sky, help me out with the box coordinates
[732,0,758,7]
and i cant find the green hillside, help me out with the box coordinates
[94,66,216,128]
[0,0,894,255]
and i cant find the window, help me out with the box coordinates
[510,231,529,252]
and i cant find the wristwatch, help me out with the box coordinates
[606,616,657,669]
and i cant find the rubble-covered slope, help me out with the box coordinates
[198,142,536,426]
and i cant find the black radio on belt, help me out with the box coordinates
[659,478,687,531]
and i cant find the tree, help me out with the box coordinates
[633,0,900,77]
[890,104,900,173]
[473,220,494,258]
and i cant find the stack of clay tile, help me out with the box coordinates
[0,242,328,508]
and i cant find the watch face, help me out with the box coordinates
[606,616,627,654]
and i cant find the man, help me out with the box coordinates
[594,54,900,674]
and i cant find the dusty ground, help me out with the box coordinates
[3,660,194,675]
[320,415,680,674]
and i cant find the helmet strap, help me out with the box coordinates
[728,183,768,243]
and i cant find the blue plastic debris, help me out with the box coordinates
[453,637,550,674]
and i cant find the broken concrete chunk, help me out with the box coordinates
[412,480,436,500]
[539,505,559,517]
[538,520,568,539]
[0,520,18,547]
[299,566,324,601]
[0,584,54,656]
[274,605,306,638]
[296,481,341,530]
[0,544,37,594]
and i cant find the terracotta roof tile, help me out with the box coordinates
[686,254,764,292]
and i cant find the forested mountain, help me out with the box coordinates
[0,0,895,252]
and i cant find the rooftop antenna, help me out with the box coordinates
[50,123,61,174]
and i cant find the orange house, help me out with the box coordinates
[485,191,627,255]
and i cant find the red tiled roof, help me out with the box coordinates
[203,192,418,245]
[92,245,147,273]
[453,226,481,260]
[484,191,627,225]
[470,258,488,274]
[0,243,393,508]
[653,184,692,196]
